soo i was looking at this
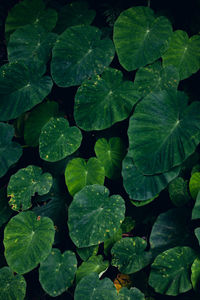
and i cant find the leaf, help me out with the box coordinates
[111,237,152,274]
[118,287,145,300]
[113,274,132,293]
[3,211,55,274]
[130,197,157,207]
[189,172,200,200]
[191,258,200,290]
[133,61,179,98]
[39,117,82,162]
[51,25,115,87]
[168,177,190,207]
[76,255,109,283]
[0,267,26,300]
[162,30,200,80]
[113,6,172,71]
[94,137,126,179]
[39,248,77,297]
[77,245,99,262]
[0,62,53,121]
[68,184,125,247]
[149,246,196,296]
[24,101,59,147]
[54,1,96,34]
[0,122,22,178]
[65,157,105,196]
[74,68,140,131]
[8,24,57,65]
[104,228,122,256]
[122,153,180,200]
[192,191,200,220]
[7,165,53,211]
[0,188,12,227]
[128,89,200,175]
[195,228,200,245]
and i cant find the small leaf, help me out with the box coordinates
[192,191,200,220]
[77,245,98,262]
[168,177,190,207]
[191,258,200,290]
[189,172,200,200]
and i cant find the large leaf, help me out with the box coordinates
[24,101,59,147]
[113,6,172,71]
[94,137,126,179]
[74,68,140,130]
[8,24,57,64]
[111,237,152,274]
[118,287,145,300]
[39,117,82,162]
[7,165,53,211]
[149,246,196,296]
[0,62,53,121]
[68,184,125,247]
[192,191,200,220]
[0,267,26,300]
[189,172,200,200]
[128,89,200,175]
[122,153,180,200]
[51,25,115,87]
[0,188,12,227]
[0,122,22,178]
[65,157,105,196]
[3,211,55,274]
[162,30,200,80]
[39,248,77,297]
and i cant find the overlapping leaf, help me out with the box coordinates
[189,172,200,200]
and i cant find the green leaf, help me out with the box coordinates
[0,62,53,121]
[113,6,172,71]
[76,255,109,283]
[122,153,180,200]
[118,287,145,300]
[74,68,140,131]
[0,188,12,227]
[121,217,135,234]
[191,258,200,290]
[111,237,152,274]
[39,248,77,297]
[68,184,125,247]
[39,117,82,162]
[149,246,196,296]
[51,25,115,87]
[65,157,105,196]
[195,228,200,245]
[192,191,200,220]
[94,137,126,179]
[189,172,200,200]
[162,30,200,80]
[0,267,26,300]
[54,1,96,34]
[130,197,157,207]
[8,24,57,64]
[3,211,55,274]
[0,122,22,178]
[104,228,122,256]
[74,272,117,300]
[133,61,179,98]
[7,165,53,211]
[77,245,98,262]
[168,177,190,207]
[24,101,59,147]
[5,0,57,35]
[128,89,200,175]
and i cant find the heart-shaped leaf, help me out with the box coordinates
[189,172,200,200]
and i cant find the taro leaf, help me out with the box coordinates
[149,208,191,256]
[128,89,200,175]
[162,30,200,80]
[0,122,22,178]
[77,245,98,261]
[54,1,96,34]
[7,165,53,211]
[24,101,59,147]
[74,272,118,300]
[0,62,53,121]
[168,177,190,207]
[133,61,179,98]
[8,24,57,65]
[111,237,152,274]
[65,157,105,196]
[121,216,135,234]
[51,25,115,87]
[94,137,126,179]
[3,211,55,274]
[39,248,77,297]
[39,117,82,162]
[191,258,200,290]
[68,184,125,247]
[74,68,140,131]
[122,153,180,200]
[76,255,109,283]
[113,6,172,71]
[118,287,145,300]
[192,191,200,220]
[5,0,58,36]
[195,228,200,245]
[0,267,26,300]
[104,228,122,256]
[149,246,196,296]
[0,188,12,227]
[189,172,200,199]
